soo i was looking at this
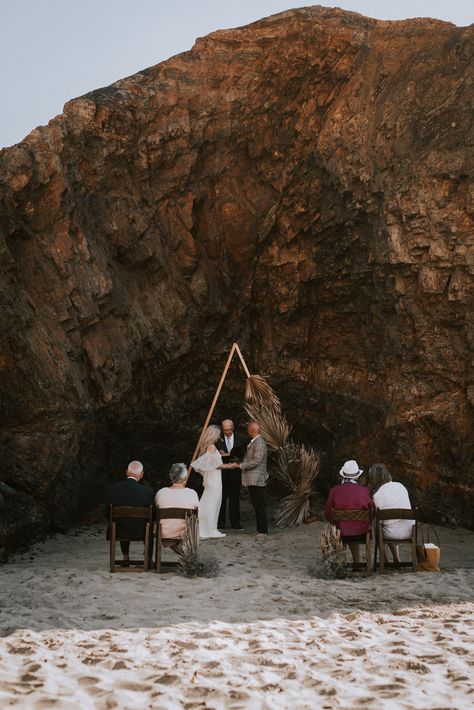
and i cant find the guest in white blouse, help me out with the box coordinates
[369,463,415,565]
[155,463,199,540]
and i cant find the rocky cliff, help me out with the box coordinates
[0,6,473,553]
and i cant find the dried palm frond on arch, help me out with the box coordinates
[244,376,320,528]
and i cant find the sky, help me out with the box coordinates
[0,0,472,148]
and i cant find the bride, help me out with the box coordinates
[191,424,235,539]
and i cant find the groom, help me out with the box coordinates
[238,421,268,538]
[217,419,247,530]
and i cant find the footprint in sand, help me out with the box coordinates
[19,672,43,686]
[33,699,68,708]
[111,660,129,670]
[78,675,100,685]
[155,674,180,685]
[117,681,153,692]
[25,662,42,672]
[404,660,429,673]
[8,644,34,654]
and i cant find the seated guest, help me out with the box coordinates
[155,463,199,540]
[105,460,155,564]
[324,459,372,565]
[369,463,415,564]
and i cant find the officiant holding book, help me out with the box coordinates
[217,419,247,530]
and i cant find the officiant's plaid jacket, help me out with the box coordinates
[240,435,268,487]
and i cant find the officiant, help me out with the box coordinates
[217,418,247,530]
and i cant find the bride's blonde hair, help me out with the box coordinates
[198,425,221,456]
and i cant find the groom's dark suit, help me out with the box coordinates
[217,432,247,529]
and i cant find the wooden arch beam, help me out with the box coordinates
[186,342,251,478]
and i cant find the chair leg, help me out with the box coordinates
[412,523,417,572]
[144,524,150,572]
[378,522,385,574]
[110,523,116,573]
[155,527,162,573]
[366,533,372,575]
[374,531,378,571]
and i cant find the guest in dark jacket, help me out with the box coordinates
[324,459,373,565]
[105,460,155,563]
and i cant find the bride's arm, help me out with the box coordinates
[205,443,236,469]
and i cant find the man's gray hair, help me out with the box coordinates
[368,463,392,491]
[169,462,188,484]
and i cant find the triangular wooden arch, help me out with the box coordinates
[187,342,251,476]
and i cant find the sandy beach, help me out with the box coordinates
[1,499,473,709]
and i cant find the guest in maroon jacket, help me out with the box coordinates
[324,459,373,565]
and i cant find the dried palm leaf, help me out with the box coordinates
[274,491,311,527]
[244,401,291,450]
[274,441,300,489]
[245,375,281,410]
[274,444,321,527]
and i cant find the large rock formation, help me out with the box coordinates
[0,7,473,552]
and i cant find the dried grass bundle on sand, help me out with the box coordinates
[316,522,347,579]
[244,375,320,527]
[177,514,220,578]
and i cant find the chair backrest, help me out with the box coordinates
[109,505,153,523]
[331,508,372,522]
[376,508,416,521]
[157,507,198,520]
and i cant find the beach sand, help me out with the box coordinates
[1,499,473,708]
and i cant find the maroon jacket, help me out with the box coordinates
[324,482,373,537]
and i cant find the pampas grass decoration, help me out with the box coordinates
[319,523,347,579]
[177,514,220,578]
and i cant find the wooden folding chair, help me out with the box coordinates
[109,505,153,573]
[155,507,198,573]
[331,509,373,575]
[374,508,417,574]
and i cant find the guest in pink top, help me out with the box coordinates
[155,463,199,540]
[324,459,373,565]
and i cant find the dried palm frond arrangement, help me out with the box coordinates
[244,375,320,527]
[315,522,347,579]
[177,513,220,578]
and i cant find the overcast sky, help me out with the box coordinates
[0,0,472,148]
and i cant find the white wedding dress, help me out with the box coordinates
[191,446,226,539]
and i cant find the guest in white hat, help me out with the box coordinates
[324,459,373,565]
[105,460,155,563]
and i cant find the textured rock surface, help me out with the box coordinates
[0,7,473,550]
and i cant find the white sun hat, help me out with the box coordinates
[339,460,363,480]
[127,460,143,475]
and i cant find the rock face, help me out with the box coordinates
[0,7,473,551]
